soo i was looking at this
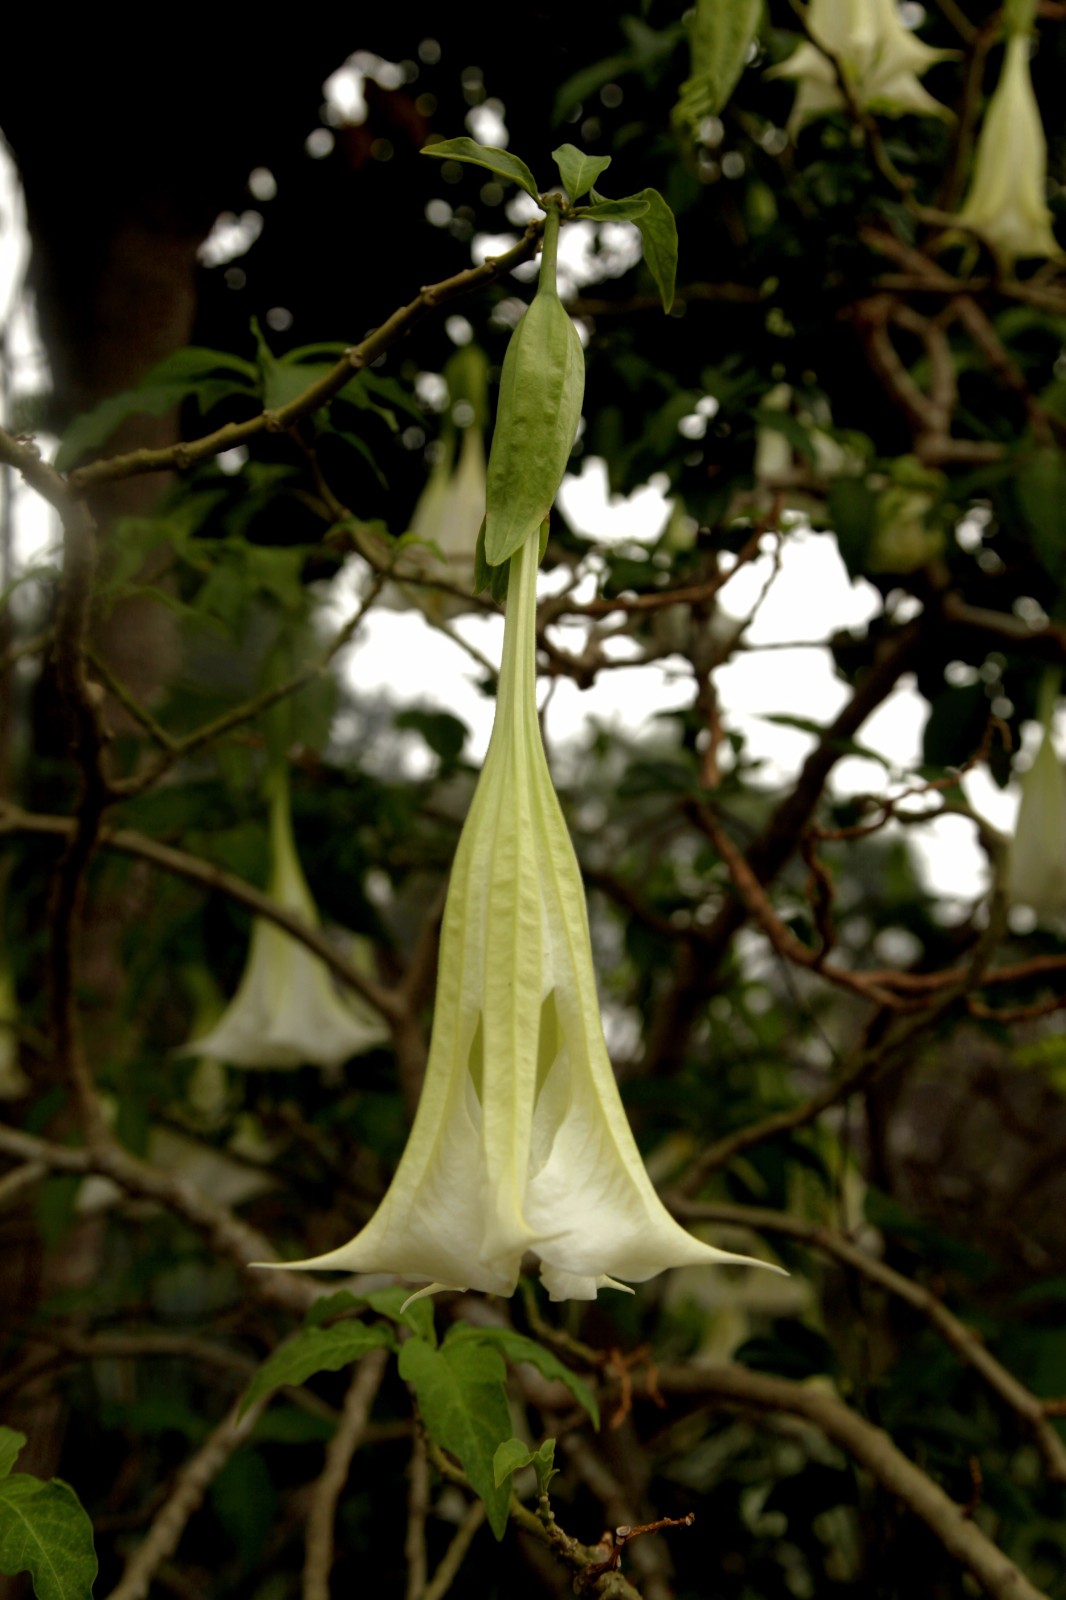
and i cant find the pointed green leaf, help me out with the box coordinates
[398,1337,512,1539]
[493,1437,536,1488]
[1017,446,1066,583]
[632,188,678,312]
[56,379,242,472]
[552,145,612,202]
[444,1325,599,1429]
[493,1438,558,1495]
[0,1433,25,1482]
[303,1290,362,1328]
[531,1439,558,1495]
[365,1286,438,1347]
[421,138,540,201]
[674,0,762,128]
[238,1322,394,1417]
[577,196,650,222]
[0,1477,98,1600]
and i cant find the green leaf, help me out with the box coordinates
[303,1290,362,1328]
[552,144,612,202]
[0,1476,98,1600]
[365,1285,438,1347]
[56,380,239,473]
[474,516,508,602]
[265,360,336,413]
[674,0,762,128]
[393,709,469,771]
[493,1437,535,1488]
[493,1437,557,1494]
[0,1433,25,1482]
[398,1337,512,1539]
[421,138,540,201]
[631,188,678,313]
[1017,446,1066,583]
[530,1439,558,1495]
[444,1325,599,1429]
[239,1322,394,1417]
[827,475,879,578]
[55,346,257,471]
[578,196,651,222]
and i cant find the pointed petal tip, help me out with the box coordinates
[399,1281,465,1311]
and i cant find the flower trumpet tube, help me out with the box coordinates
[184,774,389,1072]
[265,529,781,1301]
[955,27,1061,268]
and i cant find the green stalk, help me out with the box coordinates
[538,206,561,294]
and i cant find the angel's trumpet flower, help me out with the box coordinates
[955,24,1060,268]
[768,0,950,131]
[184,774,388,1072]
[266,528,780,1301]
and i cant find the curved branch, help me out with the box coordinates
[62,228,542,495]
[103,1396,269,1600]
[652,1365,1050,1600]
[0,800,401,1022]
[302,1348,389,1600]
[670,1199,1066,1483]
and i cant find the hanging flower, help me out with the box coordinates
[183,774,389,1072]
[265,527,781,1301]
[1009,676,1066,922]
[955,29,1060,268]
[387,346,488,618]
[768,0,950,132]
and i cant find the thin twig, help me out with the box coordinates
[421,1500,487,1600]
[112,575,386,799]
[668,1200,1066,1483]
[650,1365,1050,1600]
[63,228,542,495]
[103,1397,268,1600]
[303,1347,390,1600]
[0,1122,319,1315]
[0,800,400,1022]
[404,1429,431,1600]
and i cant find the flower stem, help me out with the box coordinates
[538,206,562,294]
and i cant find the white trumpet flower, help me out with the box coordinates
[1009,682,1066,922]
[266,528,780,1301]
[185,777,389,1072]
[397,422,486,618]
[769,0,950,131]
[955,32,1061,268]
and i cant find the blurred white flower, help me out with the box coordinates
[1009,681,1066,922]
[768,0,950,131]
[184,776,389,1073]
[955,31,1061,267]
[266,528,783,1302]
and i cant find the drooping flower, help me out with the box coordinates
[955,29,1061,268]
[184,773,389,1072]
[768,0,950,132]
[387,346,488,618]
[266,527,781,1301]
[1008,675,1066,922]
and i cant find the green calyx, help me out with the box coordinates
[482,206,585,569]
